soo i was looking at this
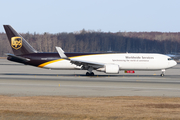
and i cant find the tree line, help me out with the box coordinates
[0,30,180,57]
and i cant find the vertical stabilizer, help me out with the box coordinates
[3,25,37,55]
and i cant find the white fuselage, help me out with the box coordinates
[42,53,177,71]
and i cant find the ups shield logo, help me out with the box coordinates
[11,37,22,50]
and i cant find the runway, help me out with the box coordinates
[0,59,180,97]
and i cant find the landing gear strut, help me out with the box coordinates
[160,69,165,77]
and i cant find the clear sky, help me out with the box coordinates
[0,0,180,33]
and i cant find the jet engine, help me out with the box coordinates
[97,64,119,74]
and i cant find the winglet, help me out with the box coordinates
[56,47,69,60]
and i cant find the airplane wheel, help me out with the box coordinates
[86,72,94,76]
[160,74,164,77]
[86,72,90,76]
[90,72,94,76]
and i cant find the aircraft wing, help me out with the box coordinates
[70,59,104,69]
[55,47,104,69]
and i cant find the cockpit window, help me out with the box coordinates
[168,58,173,60]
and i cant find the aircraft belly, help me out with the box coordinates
[120,62,147,70]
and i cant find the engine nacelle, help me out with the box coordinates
[105,64,119,74]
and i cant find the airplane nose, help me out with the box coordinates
[173,60,177,66]
[168,60,177,68]
[175,61,177,65]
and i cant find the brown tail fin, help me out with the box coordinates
[3,25,37,55]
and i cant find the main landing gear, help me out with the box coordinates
[160,69,165,77]
[86,67,95,76]
[86,72,94,76]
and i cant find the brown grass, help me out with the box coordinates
[0,96,180,120]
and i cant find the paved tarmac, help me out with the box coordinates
[0,59,180,97]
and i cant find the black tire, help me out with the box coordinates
[86,72,90,76]
[90,72,94,76]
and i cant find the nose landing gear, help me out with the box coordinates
[160,73,164,77]
[160,69,165,77]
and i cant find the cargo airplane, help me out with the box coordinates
[3,25,177,76]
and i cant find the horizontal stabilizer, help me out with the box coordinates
[5,53,30,63]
